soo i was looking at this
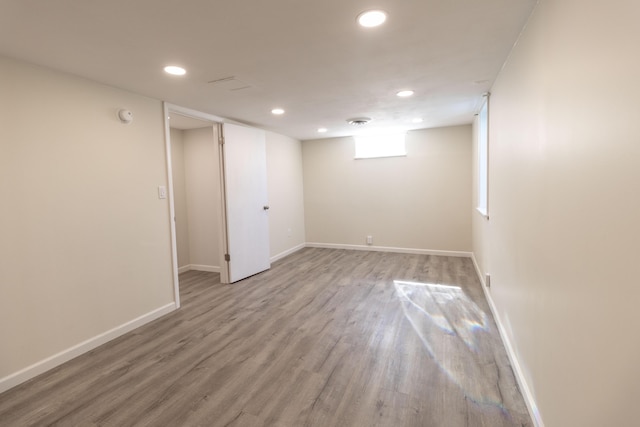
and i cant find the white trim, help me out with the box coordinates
[218,123,231,284]
[177,264,221,274]
[0,303,176,394]
[470,254,544,427]
[189,264,221,273]
[166,103,226,124]
[306,242,472,258]
[163,102,181,309]
[471,254,488,287]
[270,243,306,263]
[475,207,489,220]
[476,96,490,216]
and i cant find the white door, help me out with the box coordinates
[220,123,271,283]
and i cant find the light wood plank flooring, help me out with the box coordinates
[0,248,531,426]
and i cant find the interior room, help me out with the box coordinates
[1,1,638,426]
[169,119,222,275]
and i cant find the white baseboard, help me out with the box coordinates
[271,243,306,263]
[306,242,472,258]
[179,264,220,273]
[470,254,544,427]
[0,302,176,394]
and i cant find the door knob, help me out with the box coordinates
[263,205,270,210]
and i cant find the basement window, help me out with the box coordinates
[477,98,489,217]
[354,133,407,159]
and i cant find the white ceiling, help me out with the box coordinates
[0,0,536,141]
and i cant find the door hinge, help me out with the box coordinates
[219,136,225,145]
[224,254,231,262]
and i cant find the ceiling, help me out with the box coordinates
[0,0,536,141]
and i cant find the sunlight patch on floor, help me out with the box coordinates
[394,280,505,408]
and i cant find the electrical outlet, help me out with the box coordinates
[366,235,373,245]
[485,274,491,288]
[158,186,167,199]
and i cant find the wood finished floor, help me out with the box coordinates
[0,248,531,426]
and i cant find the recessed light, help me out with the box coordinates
[357,10,387,28]
[164,65,186,76]
[318,128,328,133]
[271,108,285,115]
[412,118,423,123]
[397,90,414,97]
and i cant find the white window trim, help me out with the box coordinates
[476,95,489,219]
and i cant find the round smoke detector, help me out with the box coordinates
[347,117,372,126]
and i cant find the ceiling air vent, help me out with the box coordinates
[347,117,372,126]
[207,76,252,91]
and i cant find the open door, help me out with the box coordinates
[220,123,271,283]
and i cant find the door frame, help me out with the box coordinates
[217,122,231,285]
[163,102,230,307]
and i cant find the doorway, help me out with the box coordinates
[165,106,222,307]
[169,118,221,269]
[163,103,272,307]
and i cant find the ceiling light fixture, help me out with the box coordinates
[397,90,414,97]
[271,108,285,115]
[164,65,186,76]
[357,10,387,28]
[412,118,423,123]
[318,128,328,133]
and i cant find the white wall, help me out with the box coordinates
[302,126,472,252]
[0,55,307,392]
[0,56,175,386]
[170,128,191,269]
[183,126,221,270]
[265,131,306,259]
[472,1,640,425]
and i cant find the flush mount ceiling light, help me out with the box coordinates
[317,127,328,133]
[357,10,387,28]
[397,90,414,97]
[271,108,285,115]
[164,65,186,76]
[347,117,372,126]
[412,118,424,123]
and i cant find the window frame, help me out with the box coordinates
[476,96,489,218]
